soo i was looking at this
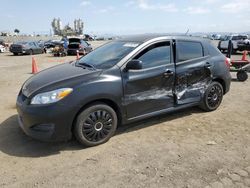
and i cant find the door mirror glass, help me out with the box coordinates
[125,60,142,70]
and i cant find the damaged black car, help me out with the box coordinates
[16,34,231,146]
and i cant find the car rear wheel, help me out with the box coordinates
[82,49,86,56]
[237,70,248,82]
[200,82,223,112]
[74,103,118,147]
[29,49,33,55]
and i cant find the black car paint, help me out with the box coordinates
[67,38,92,55]
[10,41,44,55]
[16,35,231,142]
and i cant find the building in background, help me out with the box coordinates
[74,19,84,36]
[51,18,84,36]
[51,18,62,35]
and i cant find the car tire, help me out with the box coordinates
[200,81,223,112]
[29,49,33,55]
[237,70,248,82]
[74,103,118,147]
[82,49,86,56]
[13,53,18,56]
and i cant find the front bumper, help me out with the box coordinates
[16,92,74,142]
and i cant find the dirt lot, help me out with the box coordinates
[0,41,250,188]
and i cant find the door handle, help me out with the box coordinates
[204,62,211,68]
[164,70,174,77]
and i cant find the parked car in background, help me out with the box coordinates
[211,34,221,40]
[0,39,6,46]
[0,44,6,52]
[67,37,92,55]
[44,40,64,50]
[84,34,94,41]
[17,34,231,146]
[218,34,248,53]
[10,41,44,55]
[237,38,250,52]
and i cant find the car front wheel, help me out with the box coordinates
[200,82,223,112]
[74,103,118,147]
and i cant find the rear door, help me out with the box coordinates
[122,41,175,119]
[82,40,92,53]
[33,42,42,54]
[175,40,212,104]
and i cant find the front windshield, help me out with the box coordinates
[76,41,140,69]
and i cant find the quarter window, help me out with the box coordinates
[134,42,171,69]
[177,41,203,62]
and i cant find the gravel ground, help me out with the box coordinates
[0,41,249,188]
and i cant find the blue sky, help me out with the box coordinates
[1,0,250,35]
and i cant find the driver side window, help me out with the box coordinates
[133,42,171,69]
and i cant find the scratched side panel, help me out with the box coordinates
[175,57,212,104]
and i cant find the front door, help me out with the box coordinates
[122,41,175,119]
[175,40,212,104]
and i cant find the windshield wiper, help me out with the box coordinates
[76,62,96,70]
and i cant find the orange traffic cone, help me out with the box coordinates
[241,50,248,61]
[76,50,80,60]
[32,57,38,74]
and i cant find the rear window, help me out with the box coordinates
[177,41,203,62]
[69,38,81,43]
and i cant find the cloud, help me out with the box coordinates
[80,0,91,6]
[125,1,136,7]
[130,0,178,12]
[184,6,210,14]
[221,0,250,13]
[204,0,218,4]
[98,6,115,13]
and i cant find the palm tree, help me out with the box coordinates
[14,29,20,34]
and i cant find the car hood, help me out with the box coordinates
[22,62,101,97]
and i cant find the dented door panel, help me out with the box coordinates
[123,64,175,118]
[175,57,212,104]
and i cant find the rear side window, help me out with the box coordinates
[29,42,34,46]
[134,42,171,69]
[177,41,203,62]
[82,41,88,47]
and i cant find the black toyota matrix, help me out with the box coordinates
[16,35,231,146]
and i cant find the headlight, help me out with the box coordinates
[31,88,73,105]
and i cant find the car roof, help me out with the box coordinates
[117,34,207,43]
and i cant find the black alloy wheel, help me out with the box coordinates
[200,82,223,111]
[237,70,248,82]
[74,103,117,146]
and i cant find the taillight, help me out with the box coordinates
[225,57,231,69]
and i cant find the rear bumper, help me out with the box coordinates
[10,48,25,54]
[67,48,84,55]
[224,73,231,94]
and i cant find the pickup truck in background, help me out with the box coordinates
[218,34,248,53]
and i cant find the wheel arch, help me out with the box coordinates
[71,98,122,133]
[212,78,226,94]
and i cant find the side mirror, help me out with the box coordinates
[125,60,142,71]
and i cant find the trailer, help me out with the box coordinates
[230,51,250,81]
